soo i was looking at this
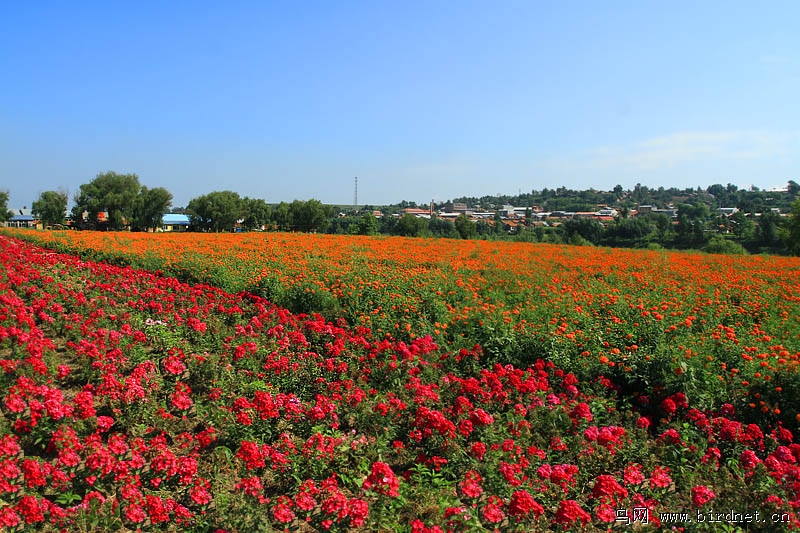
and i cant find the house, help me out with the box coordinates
[161,214,191,232]
[5,208,40,229]
[403,208,432,218]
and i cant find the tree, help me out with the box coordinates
[72,171,141,230]
[562,217,603,245]
[454,214,476,239]
[130,187,172,232]
[289,199,332,233]
[788,180,800,198]
[396,214,427,237]
[32,190,69,227]
[493,211,505,235]
[242,198,271,231]
[0,190,11,223]
[676,203,711,248]
[756,209,782,248]
[186,191,245,232]
[357,212,378,235]
[271,202,293,231]
[783,198,800,255]
[729,211,755,240]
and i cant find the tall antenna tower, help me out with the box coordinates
[354,176,358,212]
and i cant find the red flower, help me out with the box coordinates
[272,503,294,523]
[363,462,400,498]
[470,408,494,426]
[459,470,483,499]
[348,498,369,527]
[190,485,213,505]
[661,398,678,417]
[740,449,762,470]
[124,503,147,523]
[571,402,593,422]
[624,464,645,486]
[171,382,193,410]
[592,474,628,504]
[163,355,187,375]
[691,485,715,507]
[470,441,487,460]
[482,497,505,523]
[649,466,672,489]
[507,490,544,518]
[554,499,591,526]
[596,503,618,522]
[0,507,20,527]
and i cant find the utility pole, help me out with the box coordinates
[354,176,358,213]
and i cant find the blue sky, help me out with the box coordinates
[2,1,799,208]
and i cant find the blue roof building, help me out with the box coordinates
[161,214,191,232]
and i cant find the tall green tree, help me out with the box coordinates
[455,214,476,239]
[729,211,755,240]
[0,190,13,223]
[186,191,245,232]
[396,213,427,237]
[271,202,293,231]
[72,171,142,230]
[357,212,378,235]
[562,217,603,244]
[242,197,271,231]
[130,187,172,232]
[32,190,69,227]
[289,199,332,232]
[783,198,800,255]
[676,203,711,248]
[756,209,782,249]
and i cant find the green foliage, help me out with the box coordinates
[32,190,68,227]
[396,213,428,237]
[271,201,293,231]
[242,197,271,230]
[784,198,800,256]
[676,203,711,248]
[756,209,783,249]
[72,171,142,230]
[562,217,603,244]
[454,214,476,239]
[705,235,749,255]
[427,216,457,238]
[186,190,245,232]
[0,190,11,223]
[290,199,333,232]
[130,186,172,232]
[357,212,379,235]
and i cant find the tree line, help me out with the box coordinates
[1,173,799,255]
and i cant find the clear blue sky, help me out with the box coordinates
[2,1,799,208]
